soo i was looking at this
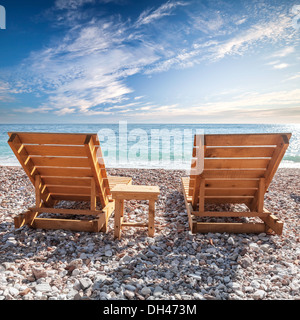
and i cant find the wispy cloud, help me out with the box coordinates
[11,17,159,115]
[235,17,247,25]
[271,46,295,57]
[132,88,300,122]
[211,15,294,61]
[6,1,194,116]
[145,5,297,74]
[13,106,52,114]
[188,8,225,35]
[0,81,23,102]
[135,0,188,27]
[55,0,95,10]
[283,72,300,82]
[273,63,290,69]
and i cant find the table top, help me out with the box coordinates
[110,184,160,200]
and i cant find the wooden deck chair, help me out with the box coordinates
[181,133,291,235]
[8,132,132,232]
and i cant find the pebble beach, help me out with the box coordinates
[0,165,299,300]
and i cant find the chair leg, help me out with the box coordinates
[27,175,42,227]
[192,176,200,210]
[198,178,205,214]
[90,179,97,211]
[257,178,265,213]
[114,200,122,239]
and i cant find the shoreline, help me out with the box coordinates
[0,166,299,300]
[1,162,300,169]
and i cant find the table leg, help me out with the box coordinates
[148,200,155,237]
[120,199,124,217]
[114,199,122,239]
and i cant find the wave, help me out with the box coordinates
[1,157,300,169]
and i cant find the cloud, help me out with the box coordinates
[211,15,294,61]
[54,107,76,115]
[283,72,300,82]
[144,43,207,74]
[0,81,18,102]
[235,17,247,25]
[145,7,296,74]
[11,18,160,115]
[132,88,300,122]
[13,106,52,113]
[271,46,295,57]
[273,63,290,69]
[189,9,224,34]
[55,0,95,10]
[135,0,188,27]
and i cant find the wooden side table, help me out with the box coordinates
[111,185,160,239]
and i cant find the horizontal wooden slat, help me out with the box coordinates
[29,207,101,216]
[205,146,275,158]
[203,134,286,146]
[42,177,92,187]
[205,179,259,188]
[8,132,100,146]
[36,167,93,177]
[195,222,266,234]
[184,186,258,196]
[121,222,148,227]
[32,218,97,232]
[50,195,96,201]
[191,211,268,217]
[192,179,259,189]
[24,145,86,157]
[47,186,91,195]
[204,188,257,197]
[30,157,90,168]
[188,178,260,191]
[204,158,270,169]
[195,169,266,179]
[204,196,253,204]
[41,176,130,188]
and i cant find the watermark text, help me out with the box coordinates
[0,5,5,30]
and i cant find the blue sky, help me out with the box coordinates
[0,0,299,123]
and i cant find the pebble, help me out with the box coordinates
[35,283,52,293]
[124,290,135,299]
[105,250,113,257]
[253,290,266,300]
[189,274,202,281]
[251,280,261,289]
[9,287,19,296]
[153,286,163,296]
[125,285,136,291]
[32,266,47,280]
[140,287,152,296]
[79,278,92,290]
[0,167,299,300]
[239,257,252,268]
[227,237,235,245]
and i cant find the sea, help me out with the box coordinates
[0,123,299,170]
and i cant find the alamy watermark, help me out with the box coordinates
[292,5,300,30]
[95,121,204,174]
[0,5,5,30]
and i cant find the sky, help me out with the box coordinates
[0,0,299,124]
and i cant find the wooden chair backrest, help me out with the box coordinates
[7,132,110,207]
[189,133,291,210]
